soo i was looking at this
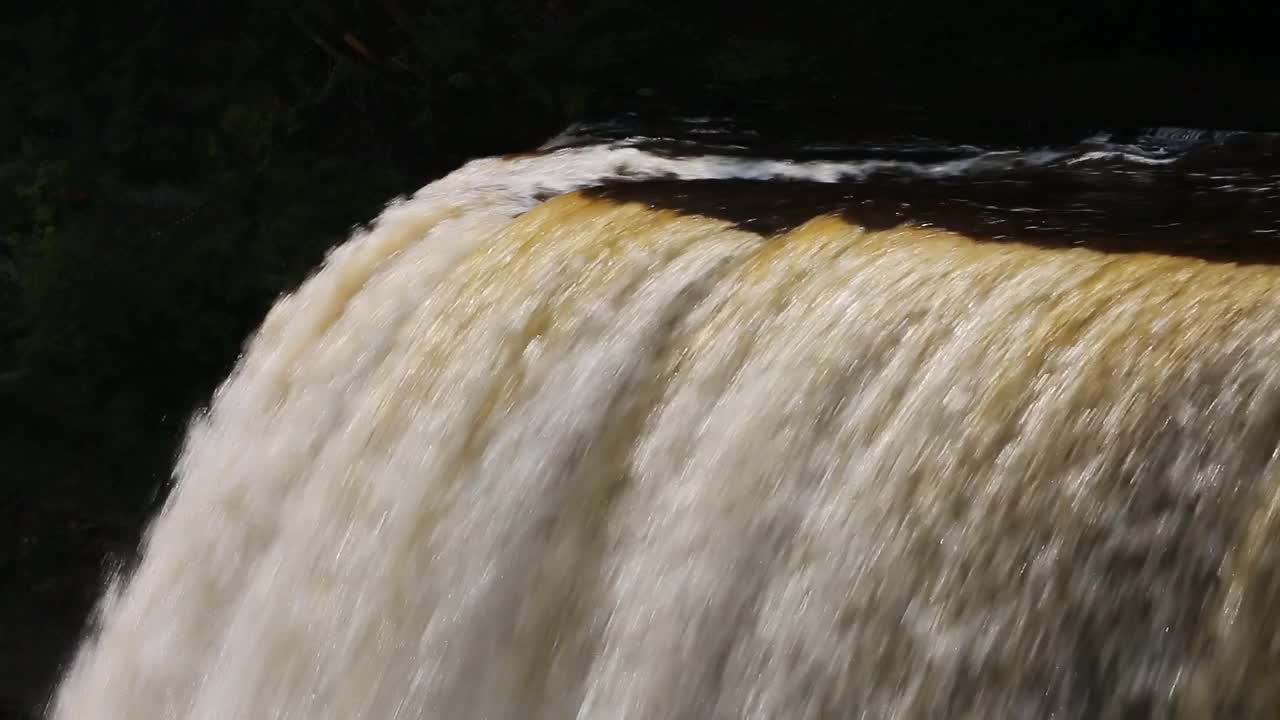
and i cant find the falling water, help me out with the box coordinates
[50,128,1280,718]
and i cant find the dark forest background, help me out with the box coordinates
[2,1,1279,717]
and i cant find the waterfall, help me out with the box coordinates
[50,134,1280,719]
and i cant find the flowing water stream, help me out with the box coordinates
[49,123,1280,718]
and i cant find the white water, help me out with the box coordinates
[51,145,1280,718]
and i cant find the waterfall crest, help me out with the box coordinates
[51,138,1280,719]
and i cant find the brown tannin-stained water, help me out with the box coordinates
[49,120,1280,719]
